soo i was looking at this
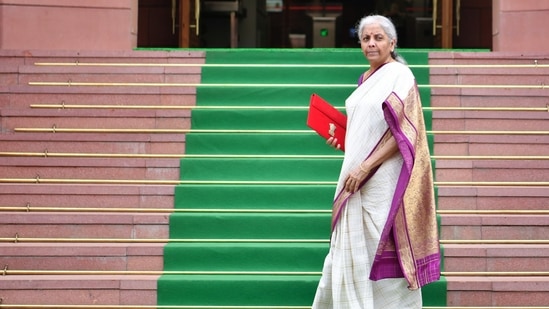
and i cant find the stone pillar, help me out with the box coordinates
[492,0,549,52]
[0,0,137,51]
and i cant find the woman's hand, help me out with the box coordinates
[326,137,341,150]
[343,162,371,193]
[342,134,399,193]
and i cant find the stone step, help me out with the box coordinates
[0,243,164,271]
[444,244,549,272]
[0,132,186,154]
[430,67,549,84]
[432,110,548,131]
[1,92,196,109]
[440,214,549,241]
[0,212,169,239]
[22,64,359,86]
[0,157,179,180]
[19,71,201,86]
[2,275,547,307]
[4,106,546,134]
[430,65,549,76]
[429,51,549,64]
[435,159,549,182]
[431,86,549,99]
[168,212,330,240]
[430,93,548,108]
[1,108,191,131]
[437,186,548,211]
[446,276,549,307]
[19,63,202,75]
[0,58,22,72]
[2,83,196,96]
[0,49,205,64]
[434,135,548,156]
[0,274,157,305]
[2,184,542,212]
[0,184,174,209]
[429,53,549,102]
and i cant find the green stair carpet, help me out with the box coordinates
[157,49,447,307]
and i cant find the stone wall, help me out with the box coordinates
[0,0,137,50]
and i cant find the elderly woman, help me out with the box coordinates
[312,15,440,308]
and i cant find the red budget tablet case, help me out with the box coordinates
[306,93,347,151]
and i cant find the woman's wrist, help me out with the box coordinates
[359,161,370,174]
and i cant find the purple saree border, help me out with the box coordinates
[372,90,441,289]
[369,93,419,285]
[415,253,442,285]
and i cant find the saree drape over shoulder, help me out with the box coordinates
[312,62,440,309]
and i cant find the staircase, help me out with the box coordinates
[156,49,447,308]
[0,48,548,308]
[0,49,204,305]
[430,51,549,307]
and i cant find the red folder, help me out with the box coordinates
[306,93,347,151]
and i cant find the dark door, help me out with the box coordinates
[138,0,179,47]
[453,0,492,49]
[433,0,492,49]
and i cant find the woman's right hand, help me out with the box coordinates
[326,137,341,150]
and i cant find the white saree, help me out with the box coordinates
[312,62,434,309]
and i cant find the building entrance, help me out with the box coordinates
[137,0,491,49]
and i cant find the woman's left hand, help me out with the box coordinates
[343,163,370,193]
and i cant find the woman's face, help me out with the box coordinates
[360,23,395,69]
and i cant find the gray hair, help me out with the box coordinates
[356,15,406,64]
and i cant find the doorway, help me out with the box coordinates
[137,0,492,49]
[138,0,199,48]
[138,0,179,47]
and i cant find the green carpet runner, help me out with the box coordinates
[157,49,447,307]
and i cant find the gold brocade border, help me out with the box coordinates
[383,86,440,289]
